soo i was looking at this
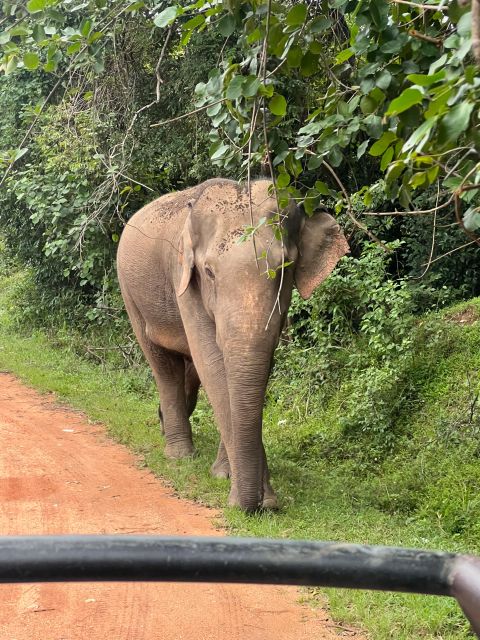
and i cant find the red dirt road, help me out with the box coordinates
[0,373,354,640]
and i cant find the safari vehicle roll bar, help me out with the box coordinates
[0,536,479,636]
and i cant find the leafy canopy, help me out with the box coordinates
[0,0,479,233]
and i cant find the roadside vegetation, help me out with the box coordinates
[1,1,480,638]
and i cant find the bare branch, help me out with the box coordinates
[321,160,390,250]
[389,0,448,11]
[420,239,478,265]
[150,98,225,128]
[409,28,443,45]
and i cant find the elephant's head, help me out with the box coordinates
[176,179,348,510]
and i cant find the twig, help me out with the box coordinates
[409,29,443,45]
[247,101,260,267]
[420,239,477,265]
[414,182,439,278]
[150,98,226,127]
[321,160,389,250]
[155,26,173,101]
[389,0,448,10]
[361,199,453,216]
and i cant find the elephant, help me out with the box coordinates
[117,178,348,512]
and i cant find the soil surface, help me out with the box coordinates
[0,373,358,640]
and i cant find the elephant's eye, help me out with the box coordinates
[205,265,215,280]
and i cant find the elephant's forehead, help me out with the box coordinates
[216,227,245,255]
[195,181,278,221]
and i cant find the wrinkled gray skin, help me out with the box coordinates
[117,178,348,512]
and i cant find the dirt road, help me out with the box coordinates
[0,373,353,640]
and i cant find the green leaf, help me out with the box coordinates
[286,3,307,26]
[32,24,46,42]
[310,16,332,33]
[357,140,369,159]
[307,154,322,170]
[277,172,290,188]
[183,14,205,31]
[335,48,354,64]
[80,19,92,37]
[369,131,397,157]
[9,25,30,36]
[67,41,82,55]
[153,6,179,28]
[242,76,261,98]
[225,75,245,100]
[315,180,330,195]
[403,118,436,152]
[406,71,445,86]
[5,56,18,75]
[218,13,236,36]
[463,207,480,232]
[376,70,391,90]
[27,0,47,13]
[23,51,39,70]
[0,31,11,45]
[12,147,28,161]
[457,11,472,36]
[287,45,302,68]
[269,94,287,116]
[385,88,424,116]
[126,1,145,11]
[360,95,377,115]
[300,51,319,77]
[429,53,447,75]
[259,83,274,98]
[328,146,343,167]
[380,145,394,171]
[438,101,474,145]
[210,143,229,160]
[206,101,222,116]
[410,171,428,189]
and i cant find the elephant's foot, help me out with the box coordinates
[211,441,230,478]
[164,440,195,459]
[210,457,231,479]
[227,482,278,512]
[261,483,279,510]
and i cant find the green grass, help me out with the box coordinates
[0,266,479,639]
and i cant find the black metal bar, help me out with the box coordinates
[1,536,479,636]
[0,535,467,594]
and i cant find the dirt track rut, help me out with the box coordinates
[0,372,355,640]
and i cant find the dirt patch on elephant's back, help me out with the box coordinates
[0,372,360,640]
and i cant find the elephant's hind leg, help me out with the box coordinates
[121,292,194,458]
[150,346,195,458]
[184,358,200,417]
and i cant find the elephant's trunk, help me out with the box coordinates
[223,342,275,511]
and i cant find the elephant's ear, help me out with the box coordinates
[177,210,195,297]
[295,211,349,300]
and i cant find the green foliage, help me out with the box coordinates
[0,20,224,321]
[151,0,480,233]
